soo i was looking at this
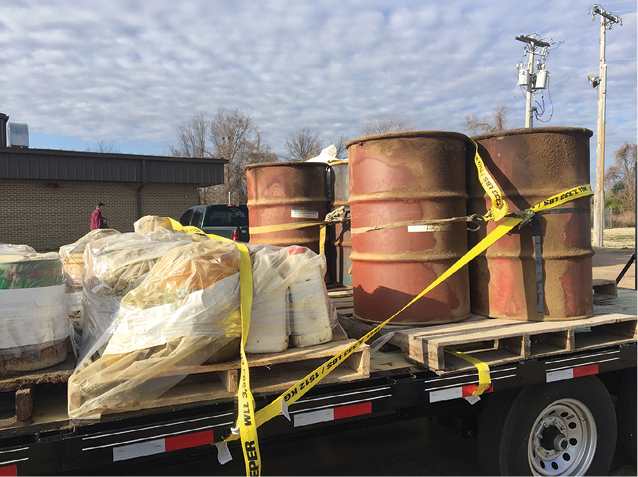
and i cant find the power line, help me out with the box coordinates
[550,64,599,86]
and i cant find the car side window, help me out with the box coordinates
[179,209,194,226]
[191,210,203,227]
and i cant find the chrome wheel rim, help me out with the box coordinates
[528,398,596,475]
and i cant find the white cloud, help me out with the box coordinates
[0,0,634,181]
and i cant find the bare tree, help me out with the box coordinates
[465,105,509,136]
[169,109,276,204]
[204,108,277,204]
[168,111,211,157]
[87,141,120,153]
[363,113,416,136]
[285,128,323,161]
[605,142,637,214]
[333,134,349,159]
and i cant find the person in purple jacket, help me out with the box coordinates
[90,203,108,230]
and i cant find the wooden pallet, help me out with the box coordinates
[102,338,370,416]
[0,347,75,424]
[331,286,637,374]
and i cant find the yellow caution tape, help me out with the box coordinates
[468,137,509,221]
[444,348,491,395]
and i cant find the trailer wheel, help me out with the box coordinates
[617,370,637,464]
[478,376,617,476]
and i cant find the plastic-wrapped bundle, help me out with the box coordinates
[59,229,121,329]
[133,216,175,234]
[79,228,209,366]
[68,238,241,419]
[0,245,71,374]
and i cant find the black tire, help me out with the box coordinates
[617,370,637,464]
[478,376,617,476]
[477,388,522,476]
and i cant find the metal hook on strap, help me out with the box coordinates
[467,214,484,232]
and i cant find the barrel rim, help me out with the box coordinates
[472,126,594,141]
[345,130,470,149]
[244,161,329,171]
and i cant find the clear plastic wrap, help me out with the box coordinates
[78,228,209,367]
[0,245,71,363]
[68,238,241,419]
[59,229,121,293]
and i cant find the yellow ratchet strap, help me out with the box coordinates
[247,221,328,255]
[235,243,261,477]
[444,348,491,395]
[167,218,261,475]
[469,137,509,221]
[231,184,593,438]
[167,183,593,476]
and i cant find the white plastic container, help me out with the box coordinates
[245,249,289,354]
[288,257,332,348]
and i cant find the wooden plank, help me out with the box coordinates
[368,350,420,376]
[15,386,35,422]
[217,370,238,393]
[593,278,617,296]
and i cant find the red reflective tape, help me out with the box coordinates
[0,465,17,477]
[573,364,599,378]
[165,430,214,452]
[462,384,493,397]
[333,402,372,420]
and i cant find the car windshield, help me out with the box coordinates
[203,206,248,227]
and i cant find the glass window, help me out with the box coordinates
[203,206,249,227]
[191,210,203,227]
[179,209,194,226]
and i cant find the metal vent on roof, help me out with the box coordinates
[8,122,29,147]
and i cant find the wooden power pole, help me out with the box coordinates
[590,4,622,247]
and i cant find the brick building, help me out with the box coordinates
[0,116,226,250]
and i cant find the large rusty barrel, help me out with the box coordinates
[346,131,471,325]
[245,161,330,255]
[468,127,594,321]
[331,161,353,286]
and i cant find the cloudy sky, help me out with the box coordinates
[0,0,635,181]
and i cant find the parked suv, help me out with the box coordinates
[179,204,249,242]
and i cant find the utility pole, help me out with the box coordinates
[590,4,622,247]
[515,34,553,128]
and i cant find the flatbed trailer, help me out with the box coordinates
[0,284,636,476]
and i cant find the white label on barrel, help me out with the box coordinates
[291,210,318,219]
[407,224,452,232]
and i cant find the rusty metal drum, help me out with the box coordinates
[245,161,330,255]
[346,131,471,325]
[468,127,594,321]
[331,162,353,286]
